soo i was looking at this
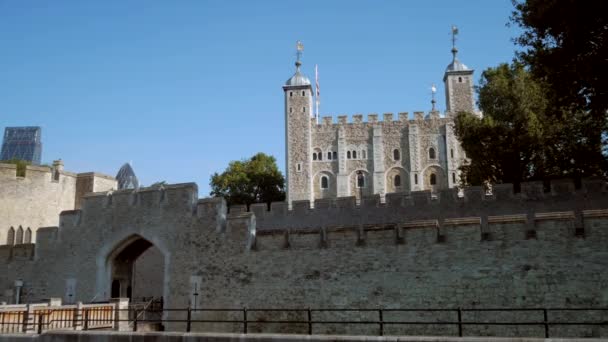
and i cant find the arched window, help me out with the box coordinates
[7,227,15,245]
[327,152,332,160]
[430,173,437,185]
[296,163,301,172]
[353,151,357,159]
[290,92,293,97]
[313,153,317,161]
[357,173,365,188]
[321,176,329,189]
[458,77,462,83]
[16,226,24,244]
[289,107,292,113]
[414,174,418,185]
[333,151,337,160]
[318,152,322,161]
[450,149,454,158]
[302,91,305,96]
[24,228,32,244]
[429,148,436,159]
[393,149,400,161]
[452,173,456,183]
[347,151,351,159]
[303,107,306,112]
[394,175,401,187]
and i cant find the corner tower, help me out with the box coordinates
[283,41,314,207]
[443,26,475,114]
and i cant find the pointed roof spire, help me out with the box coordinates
[285,40,311,87]
[445,25,469,72]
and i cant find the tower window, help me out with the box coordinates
[347,151,351,159]
[458,77,462,83]
[313,153,317,161]
[362,150,366,159]
[353,151,357,159]
[450,149,454,158]
[452,173,456,183]
[414,174,418,185]
[394,175,401,187]
[321,176,329,189]
[290,92,293,97]
[393,149,400,161]
[289,107,292,113]
[302,91,305,96]
[327,152,332,160]
[303,107,306,112]
[333,151,337,160]
[318,153,322,161]
[429,148,436,159]
[430,174,437,185]
[297,163,301,172]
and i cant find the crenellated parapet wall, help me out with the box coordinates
[0,162,116,246]
[244,178,607,234]
[313,111,450,128]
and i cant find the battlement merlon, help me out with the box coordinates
[313,111,451,127]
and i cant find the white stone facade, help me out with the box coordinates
[284,52,477,206]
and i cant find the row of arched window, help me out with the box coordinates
[319,172,455,191]
[313,151,338,161]
[346,150,366,159]
[6,226,32,245]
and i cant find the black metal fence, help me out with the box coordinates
[127,307,608,338]
[2,306,607,337]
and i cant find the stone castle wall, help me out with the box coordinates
[0,178,607,336]
[0,163,116,245]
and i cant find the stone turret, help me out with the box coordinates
[283,41,314,208]
[443,27,475,115]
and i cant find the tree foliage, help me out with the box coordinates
[511,0,608,173]
[455,63,548,187]
[210,152,285,208]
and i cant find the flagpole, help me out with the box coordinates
[315,64,320,123]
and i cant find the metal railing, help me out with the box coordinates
[1,306,607,337]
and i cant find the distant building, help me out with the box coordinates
[116,163,139,189]
[0,127,43,165]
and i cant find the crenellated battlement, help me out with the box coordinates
[0,162,76,181]
[314,111,449,128]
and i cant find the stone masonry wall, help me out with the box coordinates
[0,179,607,337]
[0,163,116,246]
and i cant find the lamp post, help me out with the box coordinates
[14,279,23,304]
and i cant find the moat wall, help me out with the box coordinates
[0,179,607,337]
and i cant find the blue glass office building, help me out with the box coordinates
[1,127,42,165]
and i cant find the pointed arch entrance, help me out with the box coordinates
[105,234,166,303]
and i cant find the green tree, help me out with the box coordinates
[210,152,285,208]
[511,0,608,175]
[455,63,548,188]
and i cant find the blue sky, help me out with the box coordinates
[0,1,521,196]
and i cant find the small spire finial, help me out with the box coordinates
[451,25,459,61]
[431,84,437,111]
[295,40,304,70]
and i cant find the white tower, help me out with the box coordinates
[283,41,314,208]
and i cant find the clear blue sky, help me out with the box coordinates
[0,1,521,196]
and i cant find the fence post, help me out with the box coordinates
[543,308,549,338]
[133,308,138,332]
[378,309,384,336]
[243,308,248,334]
[307,308,312,335]
[109,298,130,331]
[37,312,44,334]
[457,308,463,337]
[84,309,89,330]
[186,307,191,332]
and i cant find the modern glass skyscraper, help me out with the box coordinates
[0,127,43,165]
